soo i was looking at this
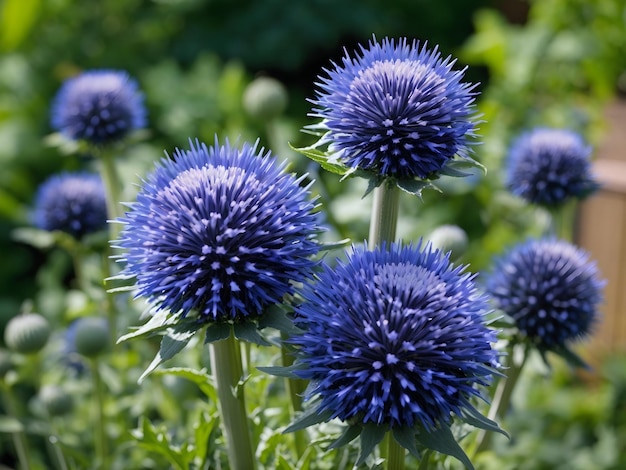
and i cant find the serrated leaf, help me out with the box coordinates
[289,143,348,175]
[233,321,271,346]
[392,426,421,459]
[117,309,175,344]
[284,406,334,433]
[133,417,190,470]
[153,367,217,401]
[461,404,509,438]
[356,424,387,465]
[139,322,200,382]
[326,425,362,451]
[396,178,437,198]
[204,322,232,344]
[415,425,474,470]
[362,175,385,198]
[258,305,301,335]
[256,364,301,378]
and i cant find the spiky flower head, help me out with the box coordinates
[310,36,479,180]
[506,127,599,206]
[51,69,146,144]
[291,242,497,431]
[116,138,322,322]
[34,172,107,238]
[486,238,604,350]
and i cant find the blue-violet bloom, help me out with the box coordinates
[34,172,108,238]
[486,238,604,349]
[310,36,479,179]
[506,127,599,206]
[291,242,497,430]
[116,138,322,322]
[51,69,146,144]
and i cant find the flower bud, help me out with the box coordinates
[73,317,109,358]
[39,385,73,417]
[428,224,468,261]
[4,313,51,354]
[243,77,288,120]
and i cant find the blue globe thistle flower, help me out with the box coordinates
[506,128,599,206]
[291,242,497,431]
[310,36,479,180]
[116,138,322,322]
[51,69,146,144]
[486,238,604,350]
[33,172,108,238]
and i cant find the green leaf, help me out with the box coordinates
[318,238,352,252]
[415,425,474,470]
[117,309,175,344]
[153,367,217,402]
[289,143,348,175]
[258,305,301,335]
[549,344,590,370]
[193,409,218,464]
[256,364,301,378]
[461,404,508,438]
[0,416,23,433]
[132,417,190,470]
[11,227,56,250]
[362,175,385,198]
[204,322,232,344]
[396,178,438,198]
[233,321,271,346]
[392,426,421,459]
[326,425,362,450]
[284,406,334,433]
[356,424,387,465]
[139,322,200,382]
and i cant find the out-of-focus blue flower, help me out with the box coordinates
[310,36,479,180]
[291,242,497,431]
[116,138,323,322]
[486,238,604,349]
[51,69,146,144]
[34,172,107,238]
[506,128,599,206]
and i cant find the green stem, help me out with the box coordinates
[210,333,257,470]
[368,180,400,249]
[385,432,405,470]
[48,434,69,470]
[280,332,308,458]
[2,386,33,470]
[474,343,529,454]
[90,358,109,470]
[547,200,576,241]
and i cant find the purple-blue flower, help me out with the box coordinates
[51,69,146,144]
[291,242,497,430]
[506,127,599,206]
[33,172,107,238]
[310,36,479,179]
[486,238,604,349]
[116,138,323,322]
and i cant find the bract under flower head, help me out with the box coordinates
[486,238,604,349]
[34,172,107,238]
[506,127,599,206]
[51,69,146,144]
[310,36,479,180]
[291,242,497,431]
[116,138,322,322]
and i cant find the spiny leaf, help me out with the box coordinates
[392,426,421,459]
[132,417,190,470]
[204,322,232,344]
[461,404,509,438]
[256,364,302,378]
[356,424,387,465]
[326,425,362,450]
[284,406,334,434]
[233,321,271,346]
[415,425,474,470]
[152,367,217,402]
[258,305,301,335]
[289,143,348,175]
[117,309,175,344]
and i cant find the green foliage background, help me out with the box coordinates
[1,0,626,468]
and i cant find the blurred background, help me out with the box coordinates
[1,0,626,468]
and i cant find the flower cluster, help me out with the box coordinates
[116,138,322,322]
[51,69,146,144]
[486,238,604,349]
[33,172,108,238]
[291,242,497,430]
[310,37,479,180]
[506,127,599,206]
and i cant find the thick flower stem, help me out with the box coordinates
[210,334,257,470]
[91,358,110,470]
[385,432,405,470]
[474,343,528,454]
[548,201,576,242]
[2,386,33,470]
[368,180,400,249]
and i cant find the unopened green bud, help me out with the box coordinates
[74,317,109,358]
[243,76,288,120]
[39,385,73,417]
[428,224,469,261]
[4,313,51,354]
